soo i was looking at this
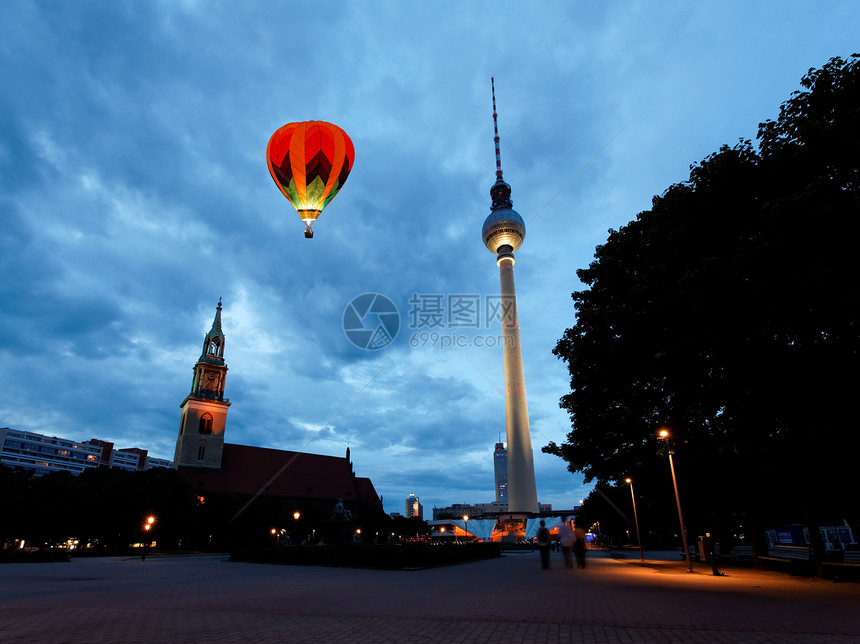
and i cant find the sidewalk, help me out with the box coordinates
[1,549,858,643]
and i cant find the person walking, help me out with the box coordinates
[573,523,587,569]
[558,517,575,569]
[536,520,551,569]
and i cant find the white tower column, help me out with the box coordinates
[497,249,539,513]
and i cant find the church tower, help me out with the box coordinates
[174,299,231,469]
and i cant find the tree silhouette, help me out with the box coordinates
[546,56,860,556]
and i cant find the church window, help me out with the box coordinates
[199,414,213,435]
[198,440,206,461]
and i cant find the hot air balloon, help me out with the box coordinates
[266,120,355,238]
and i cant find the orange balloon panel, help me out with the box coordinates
[266,121,355,226]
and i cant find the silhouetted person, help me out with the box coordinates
[537,520,551,569]
[574,524,587,569]
[559,517,575,569]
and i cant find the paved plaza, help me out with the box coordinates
[1,548,859,643]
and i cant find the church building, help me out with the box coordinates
[174,301,384,536]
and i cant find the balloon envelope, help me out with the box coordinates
[266,121,355,233]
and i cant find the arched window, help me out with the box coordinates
[198,414,213,435]
[197,440,206,461]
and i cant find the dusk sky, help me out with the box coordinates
[1,2,857,516]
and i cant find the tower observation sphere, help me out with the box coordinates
[482,198,526,255]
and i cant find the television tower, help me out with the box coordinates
[481,79,539,514]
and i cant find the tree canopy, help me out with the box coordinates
[545,56,860,535]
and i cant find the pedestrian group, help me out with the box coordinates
[537,517,587,570]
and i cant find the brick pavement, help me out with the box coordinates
[1,549,858,643]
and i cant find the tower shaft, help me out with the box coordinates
[498,254,539,513]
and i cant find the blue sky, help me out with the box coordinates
[1,1,857,516]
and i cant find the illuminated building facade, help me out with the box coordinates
[405,493,423,519]
[432,501,551,520]
[494,441,508,503]
[0,427,171,476]
[87,440,173,471]
[481,80,539,513]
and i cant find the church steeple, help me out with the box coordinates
[174,300,231,470]
[189,299,228,403]
[201,298,225,361]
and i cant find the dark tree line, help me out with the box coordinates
[545,56,860,558]
[0,465,199,551]
[0,463,398,553]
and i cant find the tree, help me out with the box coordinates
[545,56,860,546]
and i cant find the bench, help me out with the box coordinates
[758,544,811,571]
[724,545,753,561]
[822,549,860,580]
[844,550,860,564]
[767,544,810,560]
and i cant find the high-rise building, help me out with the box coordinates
[405,493,423,519]
[481,79,539,513]
[493,441,508,503]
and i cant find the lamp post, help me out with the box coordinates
[463,515,469,543]
[659,429,693,573]
[625,477,645,561]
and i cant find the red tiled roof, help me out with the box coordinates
[180,443,379,504]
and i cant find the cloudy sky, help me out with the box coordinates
[1,1,857,516]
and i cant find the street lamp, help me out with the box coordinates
[463,515,469,542]
[142,515,156,561]
[625,477,645,561]
[659,429,693,573]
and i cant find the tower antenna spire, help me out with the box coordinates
[488,79,514,212]
[492,77,503,181]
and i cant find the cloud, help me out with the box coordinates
[1,1,857,514]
